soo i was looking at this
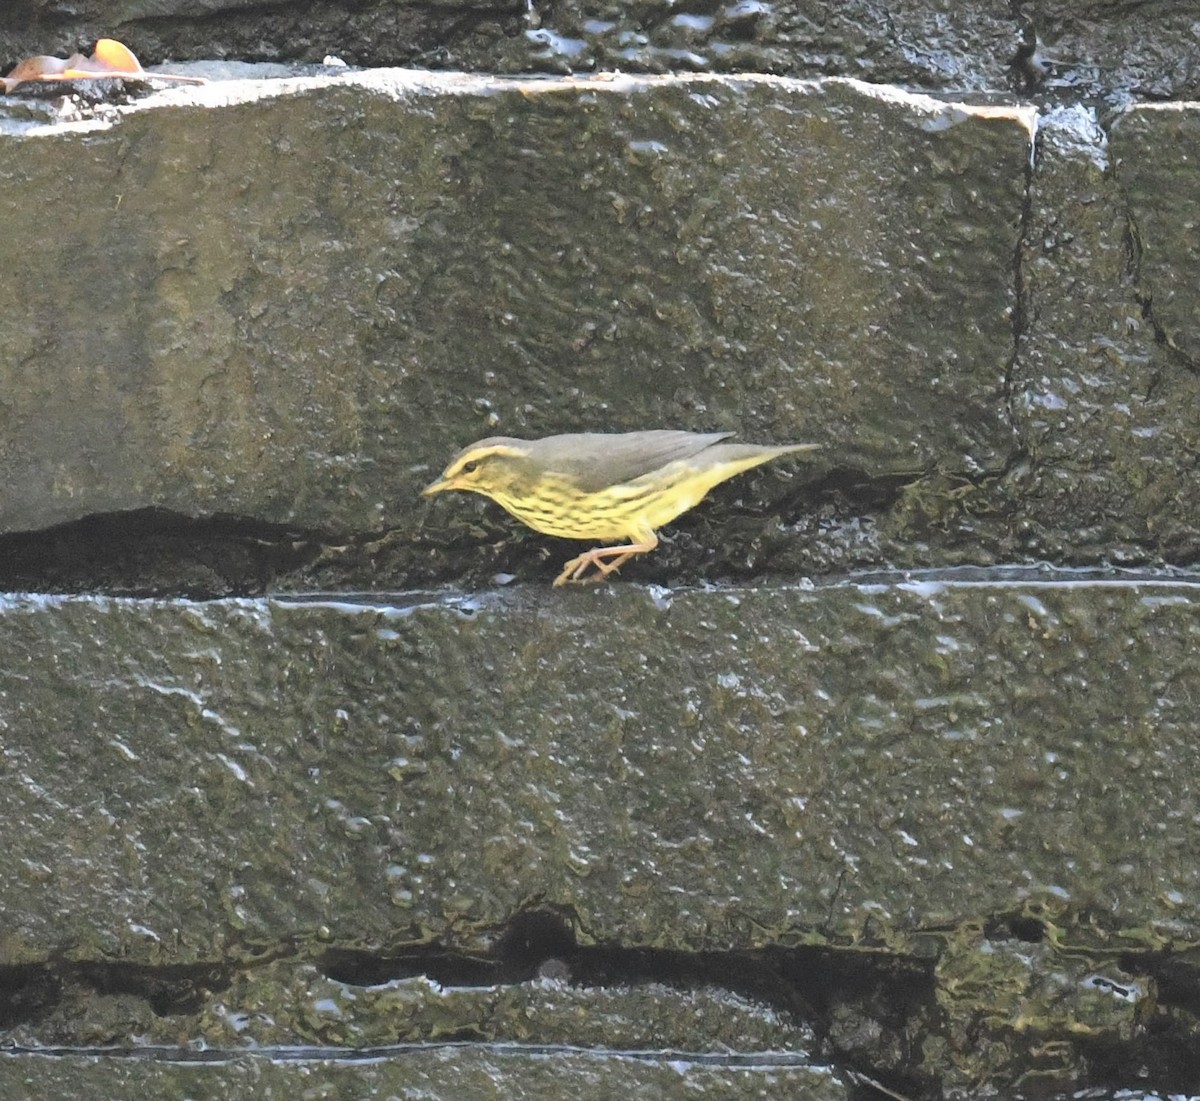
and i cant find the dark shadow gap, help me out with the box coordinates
[318,908,1200,1101]
[0,959,234,1026]
[8,911,1200,1099]
[0,507,325,598]
[318,909,937,1101]
[0,964,59,1030]
[70,961,233,1017]
[795,467,917,514]
[0,466,900,597]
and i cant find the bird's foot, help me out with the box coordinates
[553,547,639,587]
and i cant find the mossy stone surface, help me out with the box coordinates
[1,579,1196,961]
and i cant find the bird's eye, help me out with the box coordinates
[460,460,480,475]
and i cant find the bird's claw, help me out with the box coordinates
[553,552,606,586]
[553,548,630,587]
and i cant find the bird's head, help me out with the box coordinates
[421,437,535,501]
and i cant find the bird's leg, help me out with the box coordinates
[554,545,642,586]
[553,532,659,587]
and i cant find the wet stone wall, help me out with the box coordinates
[1,3,1200,1100]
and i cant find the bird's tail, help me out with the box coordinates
[704,441,819,469]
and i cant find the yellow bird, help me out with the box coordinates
[422,429,818,586]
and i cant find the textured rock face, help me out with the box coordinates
[1010,105,1200,564]
[0,579,1192,1093]
[4,71,1200,593]
[5,582,1198,955]
[0,1049,848,1101]
[5,1,1200,98]
[0,73,1030,554]
[3,3,1200,1099]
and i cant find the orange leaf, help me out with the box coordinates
[91,38,144,75]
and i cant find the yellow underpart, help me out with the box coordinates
[482,453,785,542]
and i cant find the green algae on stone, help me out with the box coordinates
[932,917,1153,1095]
[191,957,809,1050]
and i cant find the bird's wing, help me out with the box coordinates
[537,431,735,493]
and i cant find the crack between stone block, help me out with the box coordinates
[0,508,329,599]
[0,909,936,1100]
[6,907,1200,1098]
[0,463,875,596]
[1117,187,1200,381]
[1094,108,1199,384]
[1003,105,1037,466]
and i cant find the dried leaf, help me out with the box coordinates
[2,38,205,93]
[2,55,73,90]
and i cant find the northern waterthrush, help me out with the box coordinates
[423,429,818,585]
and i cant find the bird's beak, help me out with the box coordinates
[421,476,452,497]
